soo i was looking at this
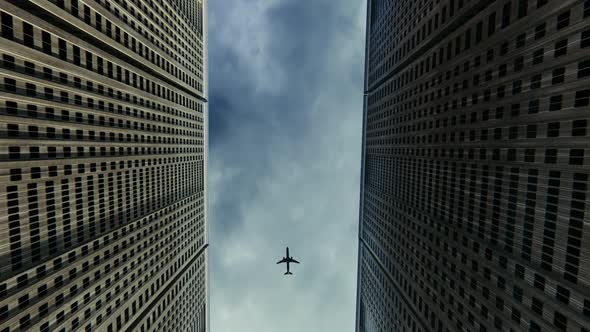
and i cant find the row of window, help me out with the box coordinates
[0,53,204,126]
[0,12,203,113]
[52,0,204,90]
[1,193,205,331]
[0,59,203,131]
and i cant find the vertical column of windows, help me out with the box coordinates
[98,173,106,233]
[132,169,138,220]
[46,181,58,256]
[107,172,115,231]
[520,170,538,261]
[88,175,97,238]
[504,168,519,253]
[75,176,85,244]
[563,173,587,284]
[7,185,22,271]
[466,165,477,233]
[540,171,560,271]
[61,178,72,249]
[116,171,123,226]
[28,183,41,263]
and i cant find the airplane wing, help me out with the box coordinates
[288,258,300,264]
[276,258,288,264]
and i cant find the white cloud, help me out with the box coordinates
[210,0,288,95]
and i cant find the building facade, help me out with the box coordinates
[356,0,590,331]
[0,0,208,331]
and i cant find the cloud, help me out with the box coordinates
[208,0,366,331]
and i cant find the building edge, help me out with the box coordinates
[354,0,372,331]
[202,0,210,330]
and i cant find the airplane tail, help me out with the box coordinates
[284,271,293,275]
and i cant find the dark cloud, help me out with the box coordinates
[208,0,366,331]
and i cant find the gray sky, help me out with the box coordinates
[207,1,366,331]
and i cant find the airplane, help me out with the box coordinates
[276,247,300,275]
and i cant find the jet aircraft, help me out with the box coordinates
[276,247,300,275]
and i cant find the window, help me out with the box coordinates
[1,12,14,40]
[84,5,91,24]
[527,125,537,138]
[500,41,509,55]
[549,95,563,111]
[71,0,79,16]
[2,54,15,69]
[9,146,20,159]
[57,38,68,61]
[26,83,37,96]
[554,311,567,331]
[96,13,103,31]
[499,64,508,77]
[575,90,590,107]
[476,21,483,43]
[557,10,570,29]
[497,85,506,98]
[535,23,546,39]
[554,39,568,57]
[533,49,544,64]
[512,80,522,94]
[525,149,535,162]
[547,122,560,137]
[529,99,540,113]
[545,149,557,163]
[7,124,18,137]
[488,12,496,36]
[86,51,93,71]
[3,77,15,93]
[73,46,81,65]
[42,31,52,55]
[582,30,590,48]
[578,60,590,78]
[518,0,528,18]
[23,22,34,47]
[556,286,570,304]
[512,308,521,322]
[25,61,35,74]
[572,120,587,136]
[570,149,584,165]
[552,67,565,84]
[530,74,542,89]
[511,103,520,117]
[514,56,524,71]
[516,33,526,48]
[502,3,511,28]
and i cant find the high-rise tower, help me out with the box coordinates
[0,0,208,331]
[357,1,590,331]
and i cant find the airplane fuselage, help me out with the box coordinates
[284,247,292,273]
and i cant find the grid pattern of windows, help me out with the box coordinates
[357,1,590,332]
[172,0,204,36]
[0,0,208,331]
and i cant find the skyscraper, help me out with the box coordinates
[356,1,590,331]
[0,0,208,331]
